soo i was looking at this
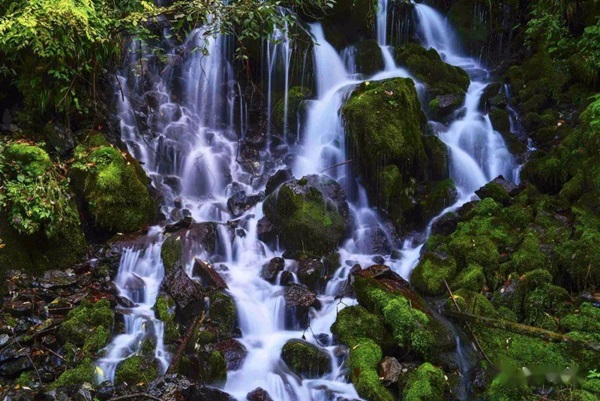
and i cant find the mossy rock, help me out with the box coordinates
[395,43,470,97]
[161,234,184,272]
[402,362,447,401]
[262,175,350,255]
[330,305,393,350]
[272,86,312,137]
[209,291,238,339]
[348,338,392,401]
[421,179,457,222]
[411,252,457,296]
[189,350,227,385]
[423,135,449,181]
[342,77,428,222]
[59,299,114,351]
[355,39,384,75]
[450,263,485,292]
[114,355,159,385]
[281,339,331,378]
[53,358,95,389]
[70,132,157,233]
[521,153,570,195]
[153,294,178,345]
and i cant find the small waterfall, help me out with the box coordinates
[96,232,169,382]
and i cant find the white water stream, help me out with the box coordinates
[96,2,519,400]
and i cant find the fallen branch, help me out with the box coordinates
[443,278,492,365]
[320,159,352,173]
[166,311,205,374]
[443,309,600,353]
[108,393,162,401]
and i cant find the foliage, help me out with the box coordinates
[0,0,333,119]
[0,141,80,238]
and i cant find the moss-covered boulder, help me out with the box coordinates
[331,305,394,350]
[0,142,86,273]
[411,252,457,296]
[161,233,184,271]
[355,39,384,75]
[114,355,159,386]
[52,358,95,389]
[343,78,454,231]
[153,293,179,345]
[402,363,447,401]
[272,86,312,138]
[70,132,157,233]
[281,339,331,378]
[262,175,351,255]
[395,43,469,97]
[209,291,238,339]
[59,299,114,353]
[348,338,393,401]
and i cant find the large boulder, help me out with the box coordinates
[262,175,351,255]
[280,339,331,378]
[354,40,385,75]
[342,78,454,231]
[70,132,158,233]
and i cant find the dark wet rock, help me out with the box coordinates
[246,387,274,401]
[174,197,183,209]
[145,91,168,110]
[163,176,183,194]
[279,271,295,286]
[297,258,323,288]
[161,268,204,318]
[192,259,228,290]
[75,386,93,401]
[145,374,194,401]
[352,264,412,296]
[227,191,265,218]
[215,339,247,371]
[379,356,402,386]
[261,257,285,283]
[256,216,275,243]
[355,40,384,75]
[4,300,34,317]
[372,255,385,265]
[165,216,195,233]
[352,226,393,255]
[284,284,321,329]
[281,339,331,378]
[479,82,507,111]
[284,284,320,309]
[95,381,115,401]
[0,345,32,376]
[430,212,460,236]
[265,169,293,196]
[190,386,237,401]
[39,270,78,289]
[430,93,465,121]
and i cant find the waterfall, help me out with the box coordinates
[98,1,518,399]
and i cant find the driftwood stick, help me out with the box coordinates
[166,311,205,374]
[320,159,352,173]
[443,309,600,353]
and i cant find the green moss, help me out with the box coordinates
[342,78,427,193]
[451,289,498,318]
[411,253,457,296]
[272,86,312,135]
[556,226,600,290]
[114,355,158,385]
[348,338,392,401]
[511,233,549,274]
[395,43,470,96]
[53,358,95,389]
[281,339,331,378]
[161,234,183,271]
[60,299,113,349]
[71,132,156,233]
[354,278,435,358]
[263,177,348,255]
[450,263,485,292]
[423,135,449,181]
[421,179,457,221]
[209,291,237,338]
[331,305,391,348]
[521,154,570,194]
[153,294,178,344]
[403,363,447,401]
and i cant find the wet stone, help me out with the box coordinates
[190,386,237,401]
[261,257,285,283]
[379,356,402,386]
[165,216,194,233]
[215,339,247,371]
[246,387,274,401]
[95,381,115,401]
[227,190,265,218]
[192,258,228,290]
[39,270,78,289]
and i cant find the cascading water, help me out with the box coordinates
[98,1,521,399]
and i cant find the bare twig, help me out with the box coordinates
[108,393,163,401]
[320,159,352,174]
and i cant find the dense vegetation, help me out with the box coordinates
[0,0,599,400]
